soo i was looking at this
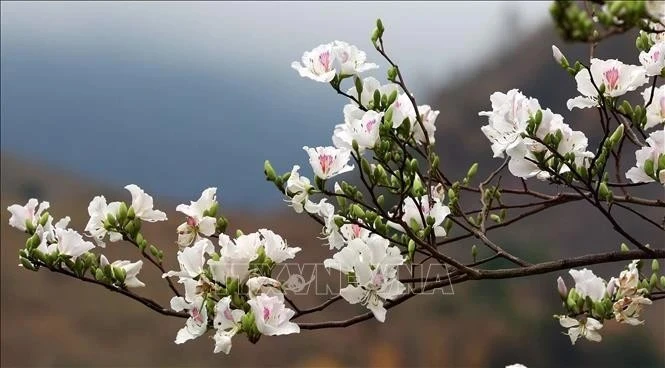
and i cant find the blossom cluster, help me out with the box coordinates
[554,259,663,345]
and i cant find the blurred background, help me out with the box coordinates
[1,1,663,367]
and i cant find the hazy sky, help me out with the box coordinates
[1,1,550,91]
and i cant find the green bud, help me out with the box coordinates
[377,194,385,207]
[217,216,228,233]
[39,212,50,227]
[95,268,106,282]
[25,220,36,235]
[609,124,624,146]
[361,158,371,175]
[351,204,365,219]
[264,160,277,181]
[407,240,416,261]
[371,28,380,44]
[384,107,394,125]
[149,245,160,258]
[652,259,660,274]
[334,216,346,229]
[386,89,398,106]
[466,163,478,181]
[20,257,37,271]
[117,202,128,224]
[113,267,127,284]
[373,89,381,109]
[490,214,502,223]
[598,182,612,201]
[644,159,655,178]
[566,289,578,311]
[649,273,658,290]
[658,153,665,171]
[387,67,397,82]
[443,218,452,234]
[376,18,384,32]
[471,245,478,262]
[660,276,665,288]
[127,206,136,220]
[353,75,363,97]
[620,243,630,252]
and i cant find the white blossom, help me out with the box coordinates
[625,129,665,184]
[643,85,665,130]
[390,194,451,237]
[163,238,214,301]
[291,41,377,83]
[285,165,313,213]
[258,228,301,264]
[175,188,217,247]
[7,198,49,232]
[102,256,145,288]
[558,316,603,345]
[84,196,122,247]
[303,146,354,180]
[613,295,653,325]
[247,294,300,336]
[171,295,208,344]
[569,268,606,302]
[208,233,261,283]
[412,105,439,144]
[333,105,383,153]
[213,296,245,354]
[639,41,665,77]
[125,184,167,222]
[567,59,648,110]
[36,228,95,260]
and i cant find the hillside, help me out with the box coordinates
[1,22,664,368]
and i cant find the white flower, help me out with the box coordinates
[505,109,593,180]
[35,215,70,244]
[324,236,405,322]
[558,316,603,345]
[346,76,398,108]
[626,129,665,184]
[479,89,541,158]
[247,294,300,336]
[258,228,301,264]
[613,295,652,325]
[643,85,665,130]
[175,188,217,247]
[208,233,261,283]
[213,296,245,354]
[640,42,665,77]
[569,269,607,302]
[84,196,122,247]
[616,260,640,297]
[125,184,167,222]
[303,146,354,180]
[391,194,451,237]
[412,105,439,144]
[332,106,383,153]
[36,228,95,260]
[108,258,145,288]
[163,238,214,301]
[567,59,648,110]
[332,40,378,76]
[285,165,313,213]
[291,41,377,83]
[246,276,284,300]
[388,93,417,129]
[305,198,346,249]
[171,295,208,344]
[339,223,370,243]
[7,198,49,232]
[291,43,336,83]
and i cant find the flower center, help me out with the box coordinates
[352,224,362,238]
[318,154,334,175]
[263,306,271,320]
[191,307,204,324]
[603,68,620,91]
[319,51,331,71]
[652,50,661,62]
[365,119,377,133]
[186,216,198,227]
[223,309,233,321]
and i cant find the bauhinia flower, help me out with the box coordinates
[7,198,49,232]
[258,228,301,264]
[208,233,261,283]
[569,268,607,302]
[100,255,146,288]
[412,105,439,144]
[324,236,405,322]
[615,260,640,298]
[613,295,653,326]
[175,187,218,247]
[163,238,215,301]
[346,76,398,108]
[247,293,300,336]
[552,45,567,66]
[391,194,451,237]
[305,198,346,249]
[567,58,648,110]
[303,146,354,180]
[125,184,167,222]
[291,41,377,83]
[479,89,541,158]
[643,85,665,130]
[213,296,245,354]
[558,316,603,344]
[36,228,95,261]
[246,276,284,300]
[285,165,313,213]
[639,41,665,77]
[625,128,665,184]
[171,295,208,344]
[84,196,122,247]
[333,105,383,152]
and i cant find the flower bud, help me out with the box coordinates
[471,245,478,262]
[264,160,277,181]
[551,45,569,67]
[39,212,50,227]
[557,276,568,299]
[609,124,624,147]
[652,259,660,273]
[127,206,136,220]
[117,202,128,224]
[387,67,397,82]
[606,277,616,297]
[466,163,478,181]
[620,243,630,252]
